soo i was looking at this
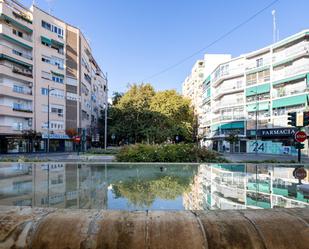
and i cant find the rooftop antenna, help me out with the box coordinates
[272,10,276,43]
[45,0,54,14]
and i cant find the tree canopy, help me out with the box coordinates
[100,83,194,144]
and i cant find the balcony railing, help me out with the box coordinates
[273,42,309,64]
[12,66,32,78]
[214,84,243,98]
[272,88,308,98]
[272,64,309,82]
[212,67,244,86]
[0,44,32,61]
[12,85,32,95]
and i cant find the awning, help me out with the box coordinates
[246,83,270,96]
[247,101,269,112]
[0,53,32,68]
[51,39,64,47]
[51,71,64,78]
[272,94,308,108]
[272,73,307,86]
[212,121,245,130]
[0,14,32,33]
[0,34,32,50]
[41,36,52,45]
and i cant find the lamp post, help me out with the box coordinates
[249,90,259,154]
[47,85,55,153]
[104,73,108,151]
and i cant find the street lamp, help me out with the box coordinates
[103,73,108,150]
[249,89,259,154]
[47,85,55,153]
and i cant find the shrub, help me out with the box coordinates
[86,148,119,155]
[116,143,229,163]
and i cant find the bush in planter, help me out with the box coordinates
[116,143,228,163]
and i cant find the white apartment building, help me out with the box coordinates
[184,30,309,155]
[182,54,231,138]
[0,0,107,153]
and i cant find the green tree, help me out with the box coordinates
[101,83,195,145]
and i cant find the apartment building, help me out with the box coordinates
[183,164,309,210]
[182,54,231,138]
[0,0,107,153]
[187,30,309,155]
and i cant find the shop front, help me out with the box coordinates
[211,121,247,153]
[246,128,298,155]
[42,133,71,152]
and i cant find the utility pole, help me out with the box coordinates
[104,73,108,150]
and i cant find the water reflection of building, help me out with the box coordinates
[0,163,108,209]
[183,164,309,210]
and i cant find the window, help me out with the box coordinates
[256,58,263,67]
[42,56,51,64]
[13,29,23,38]
[13,85,24,93]
[41,88,48,95]
[42,21,51,31]
[41,20,63,38]
[52,76,64,84]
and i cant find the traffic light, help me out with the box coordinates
[288,112,297,127]
[304,111,309,126]
[295,142,305,149]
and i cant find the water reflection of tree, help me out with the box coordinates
[112,176,191,208]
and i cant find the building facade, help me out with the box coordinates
[182,54,231,138]
[185,30,309,155]
[0,0,107,153]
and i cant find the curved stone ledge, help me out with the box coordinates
[0,206,308,249]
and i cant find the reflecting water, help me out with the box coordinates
[0,163,308,210]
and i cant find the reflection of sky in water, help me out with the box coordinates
[107,188,184,211]
[0,163,308,211]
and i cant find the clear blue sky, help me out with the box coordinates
[20,0,309,95]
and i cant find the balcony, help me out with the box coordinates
[272,64,309,82]
[0,62,33,82]
[0,24,32,47]
[0,44,32,64]
[0,85,32,100]
[213,99,244,110]
[213,84,243,99]
[0,125,22,134]
[12,66,32,78]
[272,88,309,99]
[245,57,271,71]
[0,105,33,118]
[2,0,33,28]
[273,42,309,65]
[212,68,244,87]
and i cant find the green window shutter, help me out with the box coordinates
[272,94,308,108]
[272,73,307,86]
[41,36,52,45]
[51,39,64,47]
[0,34,32,50]
[246,83,270,96]
[307,73,309,86]
[247,102,269,112]
[51,71,64,78]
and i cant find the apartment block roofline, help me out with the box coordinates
[205,29,309,81]
[4,0,29,12]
